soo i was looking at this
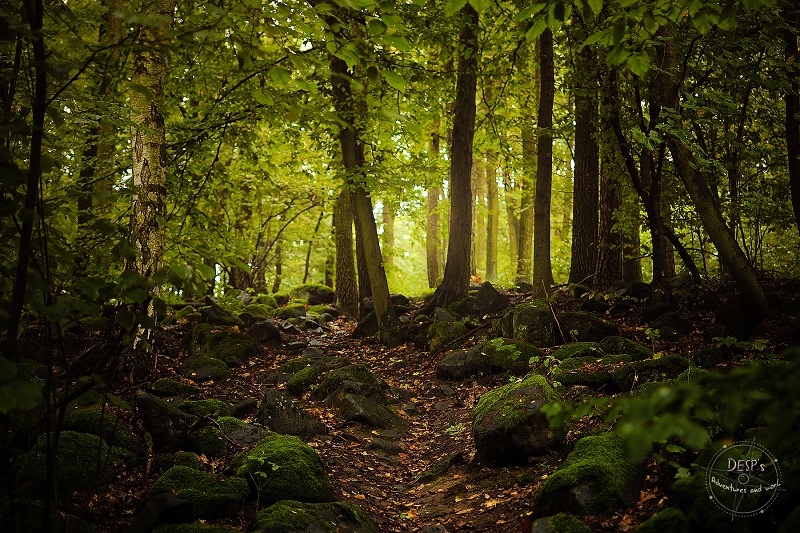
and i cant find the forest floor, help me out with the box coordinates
[85,281,799,533]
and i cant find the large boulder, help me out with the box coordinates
[472,374,566,464]
[248,320,283,343]
[427,321,468,353]
[189,324,260,366]
[253,500,379,533]
[136,390,199,451]
[512,301,555,347]
[310,364,387,406]
[199,304,244,327]
[476,282,510,313]
[256,389,326,439]
[339,393,408,430]
[533,434,641,516]
[611,355,690,391]
[289,284,335,305]
[552,342,603,361]
[551,356,612,389]
[558,312,619,343]
[234,434,335,505]
[530,513,591,533]
[598,336,652,361]
[62,404,140,457]
[435,339,539,380]
[177,399,232,418]
[238,303,276,326]
[148,466,248,518]
[13,431,126,497]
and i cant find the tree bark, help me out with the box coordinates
[659,23,768,323]
[422,4,479,311]
[569,45,599,285]
[518,122,535,283]
[334,189,358,317]
[785,13,800,236]
[533,28,555,296]
[597,149,622,283]
[426,122,442,288]
[485,154,499,282]
[272,241,282,294]
[128,0,174,278]
[329,56,397,341]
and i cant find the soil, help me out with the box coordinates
[44,281,800,532]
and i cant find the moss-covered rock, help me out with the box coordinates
[235,434,335,505]
[253,499,379,533]
[553,342,603,361]
[188,425,228,457]
[533,434,640,516]
[62,404,140,456]
[530,513,591,533]
[598,336,652,361]
[275,303,307,320]
[254,293,279,307]
[287,365,320,395]
[481,338,541,372]
[449,296,481,317]
[310,364,386,405]
[151,378,200,396]
[289,284,335,305]
[256,390,326,439]
[339,393,408,430]
[307,304,338,317]
[178,399,232,418]
[149,466,248,518]
[0,499,94,533]
[558,312,619,342]
[199,304,245,327]
[634,508,688,533]
[190,326,260,366]
[172,451,201,469]
[13,431,123,497]
[513,301,556,347]
[182,355,230,382]
[239,303,276,325]
[152,524,241,533]
[427,321,468,353]
[551,356,612,389]
[473,374,566,464]
[611,355,690,391]
[136,390,199,451]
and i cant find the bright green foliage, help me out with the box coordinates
[149,466,249,517]
[481,338,542,371]
[234,434,335,504]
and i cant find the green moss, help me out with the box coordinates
[235,434,334,505]
[216,416,245,432]
[275,303,307,319]
[273,292,290,306]
[534,433,636,515]
[255,293,279,307]
[427,321,468,353]
[482,338,543,368]
[473,373,557,428]
[205,331,260,365]
[311,364,384,401]
[281,357,313,373]
[189,425,228,457]
[599,336,652,361]
[173,451,201,469]
[611,354,690,391]
[14,431,121,496]
[62,404,139,455]
[178,399,232,418]
[289,284,335,305]
[551,356,611,388]
[240,303,275,319]
[152,524,240,533]
[554,342,603,361]
[307,304,335,315]
[254,500,377,533]
[288,365,319,393]
[634,508,687,532]
[549,513,592,533]
[149,466,249,517]
[151,378,200,396]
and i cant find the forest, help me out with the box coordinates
[2,0,800,531]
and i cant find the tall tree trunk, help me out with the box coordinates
[533,28,555,296]
[569,46,599,285]
[485,154,499,282]
[504,175,521,272]
[785,13,800,236]
[423,4,479,311]
[272,241,282,294]
[329,56,397,341]
[622,221,642,283]
[597,150,622,283]
[518,122,536,283]
[427,124,442,287]
[303,209,325,284]
[659,23,768,325]
[128,0,174,279]
[474,158,486,280]
[382,199,395,269]
[334,189,358,317]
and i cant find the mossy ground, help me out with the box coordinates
[178,399,232,418]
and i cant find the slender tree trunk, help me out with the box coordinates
[329,56,397,341]
[474,158,486,280]
[426,184,441,287]
[569,47,599,285]
[485,154,499,282]
[128,0,174,279]
[303,209,325,284]
[597,150,622,283]
[382,200,395,269]
[533,28,555,296]
[785,14,800,235]
[518,123,536,283]
[659,23,768,323]
[272,241,282,294]
[334,189,358,317]
[504,175,521,272]
[622,223,643,283]
[423,4,479,311]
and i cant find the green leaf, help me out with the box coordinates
[525,18,547,42]
[196,263,216,280]
[627,51,651,77]
[252,88,274,106]
[382,70,407,91]
[368,18,386,36]
[467,0,488,13]
[115,309,137,329]
[666,443,686,453]
[586,0,602,15]
[0,380,42,413]
[383,35,411,52]
[366,65,381,83]
[268,66,292,85]
[444,0,467,17]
